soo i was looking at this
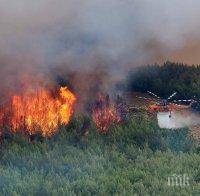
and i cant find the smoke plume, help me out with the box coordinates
[1,0,200,100]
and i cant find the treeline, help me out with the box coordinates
[127,61,200,100]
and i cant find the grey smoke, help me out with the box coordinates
[0,0,200,93]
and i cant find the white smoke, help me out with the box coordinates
[157,110,200,129]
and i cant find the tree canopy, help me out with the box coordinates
[127,62,200,111]
[128,61,200,99]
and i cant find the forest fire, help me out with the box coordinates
[0,87,76,137]
[92,95,121,133]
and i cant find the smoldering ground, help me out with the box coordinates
[1,0,200,101]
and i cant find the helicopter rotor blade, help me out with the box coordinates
[136,96,155,101]
[147,91,160,99]
[172,99,193,103]
[167,92,177,100]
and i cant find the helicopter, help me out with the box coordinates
[137,91,193,118]
[187,95,200,112]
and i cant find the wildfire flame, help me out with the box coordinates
[0,87,76,137]
[92,95,121,133]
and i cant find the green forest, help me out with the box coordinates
[127,62,200,98]
[0,115,199,195]
[127,61,200,111]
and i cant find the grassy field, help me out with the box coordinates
[0,115,200,195]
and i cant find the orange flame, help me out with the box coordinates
[0,87,76,137]
[92,95,121,133]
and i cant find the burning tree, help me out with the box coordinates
[0,87,76,137]
[92,94,122,133]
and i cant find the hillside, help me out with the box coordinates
[0,115,200,195]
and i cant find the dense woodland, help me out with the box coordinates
[127,62,200,98]
[127,61,200,111]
